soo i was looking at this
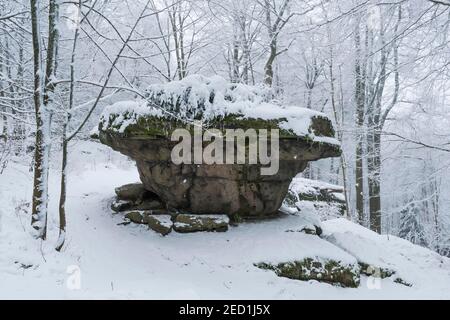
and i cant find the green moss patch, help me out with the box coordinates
[101,113,300,139]
[255,258,360,288]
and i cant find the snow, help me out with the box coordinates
[285,177,346,220]
[1,140,450,299]
[279,206,322,233]
[289,177,344,196]
[98,100,158,134]
[89,125,99,138]
[99,75,340,145]
[152,215,172,229]
[322,219,450,292]
[294,200,343,221]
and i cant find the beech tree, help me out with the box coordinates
[29,0,59,239]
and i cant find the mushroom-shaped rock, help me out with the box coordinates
[98,75,341,219]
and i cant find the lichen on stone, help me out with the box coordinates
[255,257,361,288]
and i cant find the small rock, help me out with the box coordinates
[125,211,147,224]
[394,277,412,287]
[285,225,322,236]
[111,200,133,213]
[90,126,99,139]
[113,183,164,213]
[173,214,229,233]
[151,209,177,216]
[145,215,172,236]
[134,199,164,211]
[115,183,148,202]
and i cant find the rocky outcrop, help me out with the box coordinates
[255,258,360,288]
[99,76,341,219]
[115,183,148,202]
[283,178,346,220]
[111,183,164,213]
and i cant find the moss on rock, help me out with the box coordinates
[173,214,229,233]
[255,258,360,288]
[145,215,173,236]
[101,113,301,139]
[125,211,147,224]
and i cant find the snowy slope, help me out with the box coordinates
[323,219,450,293]
[1,141,450,299]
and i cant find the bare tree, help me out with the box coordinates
[56,0,154,250]
[365,5,401,233]
[30,0,59,239]
[260,0,294,86]
[353,10,366,225]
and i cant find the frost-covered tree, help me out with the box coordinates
[398,202,428,247]
[29,0,59,239]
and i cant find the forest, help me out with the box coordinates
[1,0,450,300]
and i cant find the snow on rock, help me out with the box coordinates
[89,125,99,139]
[279,206,323,235]
[145,215,173,236]
[322,218,450,290]
[99,75,340,145]
[289,177,345,199]
[255,257,360,288]
[173,214,230,233]
[145,74,272,119]
[284,177,346,220]
[98,100,154,134]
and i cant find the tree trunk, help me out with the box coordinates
[30,0,49,239]
[367,5,401,234]
[368,130,381,233]
[56,137,67,251]
[232,34,240,83]
[242,30,250,84]
[14,43,25,144]
[30,0,59,239]
[56,0,82,251]
[178,10,186,79]
[264,40,276,86]
[354,17,366,225]
[0,44,7,142]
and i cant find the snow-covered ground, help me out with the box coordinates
[1,141,450,299]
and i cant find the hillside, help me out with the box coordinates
[1,141,449,299]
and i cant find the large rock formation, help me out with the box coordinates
[98,75,341,219]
